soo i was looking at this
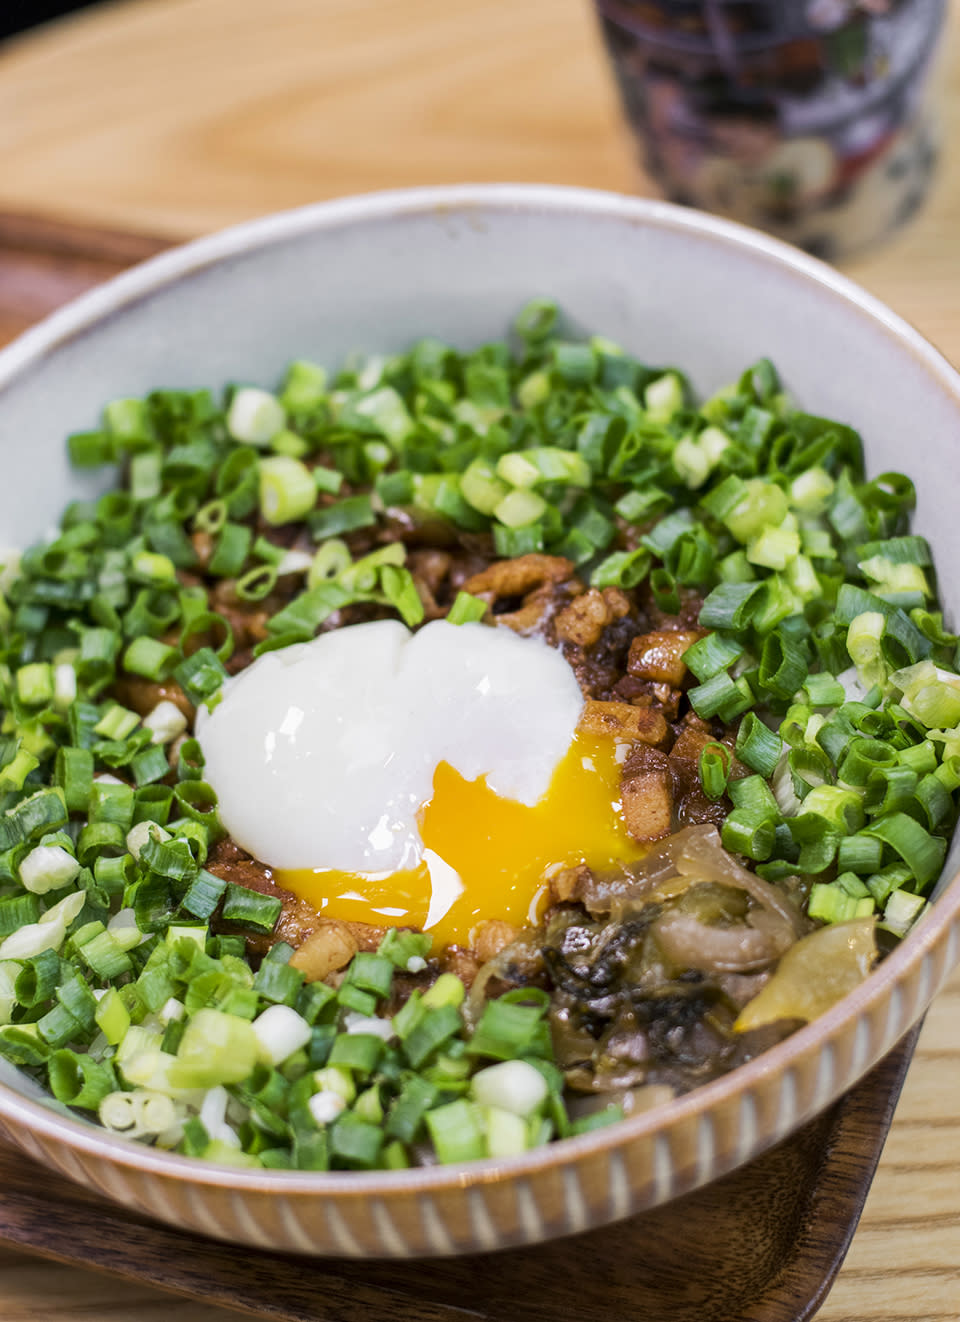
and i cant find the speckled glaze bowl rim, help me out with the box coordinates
[0,183,958,1200]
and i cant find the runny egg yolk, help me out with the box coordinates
[275,730,646,950]
[196,619,642,952]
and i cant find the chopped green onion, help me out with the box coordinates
[683,632,744,683]
[698,581,763,632]
[220,883,281,933]
[425,1098,486,1164]
[259,456,318,525]
[882,888,928,937]
[308,495,376,540]
[402,1004,462,1069]
[689,671,754,722]
[493,489,547,529]
[735,715,782,778]
[227,388,285,446]
[467,994,549,1062]
[122,636,178,680]
[173,647,228,706]
[446,592,487,625]
[18,844,81,895]
[698,743,731,799]
[470,1060,548,1117]
[169,1008,260,1088]
[862,813,946,888]
[48,1051,117,1110]
[721,812,775,860]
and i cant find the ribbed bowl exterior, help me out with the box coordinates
[0,856,954,1256]
[0,185,959,1256]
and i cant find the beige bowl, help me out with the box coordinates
[0,185,958,1257]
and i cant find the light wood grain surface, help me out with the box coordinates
[0,1,959,1318]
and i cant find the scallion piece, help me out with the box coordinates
[169,1008,261,1088]
[721,812,775,861]
[467,995,549,1062]
[220,883,281,933]
[253,958,305,1008]
[208,522,252,578]
[341,952,394,1000]
[735,714,782,778]
[446,592,487,626]
[227,388,285,446]
[14,948,60,1007]
[259,456,318,526]
[18,844,81,896]
[682,632,744,683]
[424,1098,486,1164]
[698,581,763,632]
[328,1032,385,1076]
[48,1051,117,1110]
[689,671,754,722]
[837,833,885,876]
[173,647,228,706]
[308,495,376,540]
[402,1004,462,1070]
[181,869,227,920]
[862,813,946,888]
[380,566,425,628]
[328,1112,384,1169]
[122,636,178,681]
[882,888,928,937]
[698,743,731,800]
[130,743,172,788]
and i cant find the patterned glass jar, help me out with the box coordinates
[595,0,945,259]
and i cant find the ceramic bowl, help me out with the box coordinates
[0,186,958,1257]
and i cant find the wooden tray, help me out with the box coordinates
[0,213,924,1322]
[0,1028,920,1322]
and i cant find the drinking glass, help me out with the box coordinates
[593,0,946,259]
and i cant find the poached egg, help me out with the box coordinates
[196,619,643,948]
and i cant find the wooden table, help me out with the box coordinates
[0,1,959,1318]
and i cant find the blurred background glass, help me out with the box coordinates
[593,0,946,259]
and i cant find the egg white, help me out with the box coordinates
[195,619,584,876]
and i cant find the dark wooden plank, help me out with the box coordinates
[0,211,170,349]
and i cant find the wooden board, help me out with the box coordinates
[0,211,169,346]
[0,1028,924,1322]
[0,0,636,240]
